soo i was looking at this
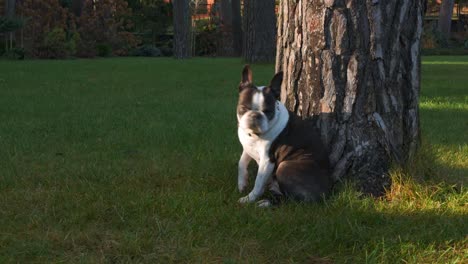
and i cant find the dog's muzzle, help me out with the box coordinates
[242,111,267,135]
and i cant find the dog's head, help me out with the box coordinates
[237,65,283,136]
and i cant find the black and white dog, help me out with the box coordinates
[236,65,332,207]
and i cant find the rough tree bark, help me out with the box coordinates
[276,0,426,195]
[242,0,276,63]
[438,0,455,44]
[173,0,192,59]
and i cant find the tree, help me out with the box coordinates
[231,0,242,56]
[213,0,242,56]
[242,0,276,63]
[172,0,192,59]
[4,0,16,50]
[438,0,455,45]
[71,0,85,17]
[218,0,234,55]
[276,0,426,195]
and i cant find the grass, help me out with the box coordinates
[0,56,466,263]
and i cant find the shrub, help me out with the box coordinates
[36,27,76,59]
[77,0,139,57]
[130,45,162,57]
[128,0,172,47]
[18,0,74,58]
[2,47,25,60]
[96,44,113,57]
[194,20,221,56]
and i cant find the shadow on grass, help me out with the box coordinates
[418,106,467,186]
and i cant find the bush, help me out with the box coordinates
[422,48,468,56]
[194,19,221,56]
[159,46,173,57]
[127,0,171,47]
[96,44,113,57]
[77,0,139,57]
[18,0,139,58]
[130,45,162,57]
[2,47,25,60]
[36,27,76,59]
[18,0,73,58]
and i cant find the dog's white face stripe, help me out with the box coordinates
[251,91,264,111]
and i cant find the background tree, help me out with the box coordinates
[126,0,171,48]
[438,0,455,46]
[173,0,192,58]
[4,0,16,50]
[71,0,85,17]
[242,0,276,63]
[218,0,234,55]
[231,0,242,56]
[276,0,427,195]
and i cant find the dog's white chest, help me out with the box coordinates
[237,129,270,162]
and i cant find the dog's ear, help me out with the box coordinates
[269,71,283,99]
[242,65,252,84]
[239,65,252,92]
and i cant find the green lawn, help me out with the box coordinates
[0,57,466,263]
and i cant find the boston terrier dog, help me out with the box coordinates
[236,65,332,207]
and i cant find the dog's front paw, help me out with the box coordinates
[238,192,257,204]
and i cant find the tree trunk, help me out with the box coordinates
[173,0,192,59]
[276,0,426,195]
[242,0,276,63]
[231,0,242,56]
[219,0,234,56]
[5,0,16,51]
[71,0,85,17]
[438,0,454,45]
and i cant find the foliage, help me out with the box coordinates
[18,0,74,58]
[128,0,172,47]
[130,45,162,57]
[0,16,26,34]
[35,27,77,58]
[16,0,139,58]
[194,18,221,56]
[1,47,25,60]
[96,44,113,57]
[422,47,468,55]
[76,0,139,57]
[0,57,466,262]
[422,21,449,49]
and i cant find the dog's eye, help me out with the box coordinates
[238,106,249,114]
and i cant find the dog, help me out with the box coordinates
[236,65,332,207]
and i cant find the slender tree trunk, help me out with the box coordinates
[276,0,426,195]
[71,0,85,17]
[231,0,242,56]
[173,0,192,59]
[242,0,276,63]
[219,0,234,56]
[438,0,455,45]
[5,0,16,51]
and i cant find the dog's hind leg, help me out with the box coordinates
[276,160,331,202]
